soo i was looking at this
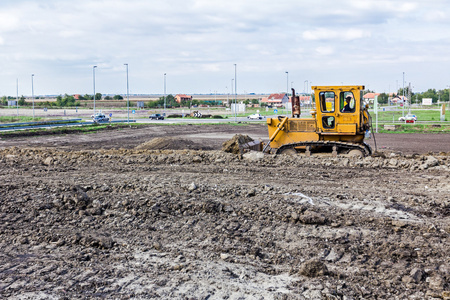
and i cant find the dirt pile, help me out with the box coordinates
[136,137,213,151]
[221,134,254,154]
[0,146,449,299]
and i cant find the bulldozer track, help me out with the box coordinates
[274,140,373,156]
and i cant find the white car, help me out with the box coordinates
[92,113,109,123]
[247,113,264,120]
[398,114,417,122]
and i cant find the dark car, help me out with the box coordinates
[149,113,164,120]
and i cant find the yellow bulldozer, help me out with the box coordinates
[263,85,373,157]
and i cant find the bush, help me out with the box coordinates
[167,114,182,118]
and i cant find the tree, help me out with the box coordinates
[421,89,438,103]
[157,94,176,107]
[378,93,389,104]
[104,96,112,100]
[18,96,26,106]
[113,95,123,100]
[56,94,78,107]
[95,93,102,100]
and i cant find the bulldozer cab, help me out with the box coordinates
[313,86,365,134]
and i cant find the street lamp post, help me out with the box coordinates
[124,64,129,124]
[31,74,35,119]
[16,78,19,116]
[402,72,405,118]
[226,86,229,106]
[234,64,237,122]
[93,66,97,115]
[285,71,289,96]
[231,79,234,111]
[231,79,234,104]
[164,73,166,115]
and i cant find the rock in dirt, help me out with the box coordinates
[188,182,198,191]
[221,134,254,154]
[243,151,264,161]
[299,211,327,225]
[299,260,328,277]
[43,156,54,166]
[71,185,90,209]
[427,275,445,290]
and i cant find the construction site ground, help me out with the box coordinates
[0,123,449,299]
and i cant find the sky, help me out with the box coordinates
[1,0,450,96]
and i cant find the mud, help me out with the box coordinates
[0,125,449,299]
[136,137,213,151]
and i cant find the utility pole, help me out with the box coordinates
[93,66,97,115]
[234,64,237,122]
[402,72,405,118]
[16,78,19,116]
[164,73,166,115]
[124,64,129,124]
[408,82,412,113]
[31,74,35,119]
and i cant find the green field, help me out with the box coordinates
[375,124,450,133]
[374,109,447,122]
[0,116,44,123]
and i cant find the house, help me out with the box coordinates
[261,93,289,107]
[175,94,193,103]
[363,93,381,103]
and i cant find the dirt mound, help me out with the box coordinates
[136,137,212,151]
[221,134,254,154]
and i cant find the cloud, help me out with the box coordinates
[0,0,449,95]
[315,46,335,56]
[303,28,371,41]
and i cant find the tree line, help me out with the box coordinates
[0,93,124,107]
[372,88,450,104]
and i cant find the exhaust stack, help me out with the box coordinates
[291,88,301,118]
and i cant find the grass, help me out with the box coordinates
[375,124,450,134]
[0,119,82,129]
[375,109,447,122]
[0,116,44,123]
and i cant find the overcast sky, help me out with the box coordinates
[1,0,449,96]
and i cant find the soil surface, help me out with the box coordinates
[0,124,449,299]
[1,123,450,154]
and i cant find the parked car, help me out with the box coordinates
[149,113,164,120]
[398,114,417,122]
[92,112,109,123]
[247,113,264,120]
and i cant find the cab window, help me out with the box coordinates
[319,91,335,113]
[340,91,356,113]
[322,116,335,129]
